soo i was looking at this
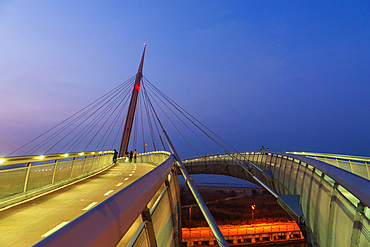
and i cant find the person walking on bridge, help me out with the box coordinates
[129,150,133,162]
[134,149,138,163]
[113,149,118,164]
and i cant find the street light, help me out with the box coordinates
[189,206,192,237]
[251,204,256,221]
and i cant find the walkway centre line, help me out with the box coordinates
[129,174,133,176]
[116,182,123,186]
[82,202,98,211]
[41,222,69,237]
[124,177,129,180]
[104,190,114,196]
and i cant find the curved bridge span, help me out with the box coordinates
[183,151,370,247]
[1,151,369,247]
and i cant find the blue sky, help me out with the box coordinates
[1,1,369,157]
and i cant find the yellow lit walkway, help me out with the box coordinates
[0,161,157,246]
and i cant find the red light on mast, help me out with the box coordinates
[135,84,140,91]
[144,43,146,46]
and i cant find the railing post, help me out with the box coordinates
[70,157,76,179]
[172,167,183,244]
[142,207,157,247]
[350,202,365,247]
[286,159,294,194]
[299,163,309,205]
[313,172,325,239]
[165,178,179,247]
[349,160,354,173]
[51,160,58,184]
[82,156,88,174]
[326,182,339,247]
[293,161,302,195]
[366,161,370,180]
[91,155,96,171]
[279,157,288,194]
[305,167,316,227]
[23,162,32,193]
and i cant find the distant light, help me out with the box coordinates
[0,158,5,164]
[92,152,95,154]
[36,155,45,160]
[251,204,256,210]
[99,151,102,154]
[79,152,84,156]
[62,154,69,157]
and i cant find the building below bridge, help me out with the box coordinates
[182,222,306,246]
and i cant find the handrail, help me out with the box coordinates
[276,152,370,208]
[0,150,114,166]
[138,150,171,156]
[184,151,370,208]
[287,151,370,162]
[34,154,175,247]
[0,150,114,209]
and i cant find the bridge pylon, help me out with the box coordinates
[119,44,146,157]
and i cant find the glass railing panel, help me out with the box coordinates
[270,155,276,168]
[27,164,54,190]
[83,158,93,173]
[352,161,369,179]
[332,193,356,247]
[152,192,174,247]
[324,159,338,167]
[132,228,149,247]
[359,217,370,247]
[0,168,27,198]
[283,159,293,192]
[308,172,320,226]
[337,160,351,172]
[274,156,281,176]
[315,180,332,245]
[288,162,299,194]
[295,163,305,196]
[300,168,312,216]
[278,158,287,193]
[54,161,72,182]
[118,215,145,247]
[71,159,85,177]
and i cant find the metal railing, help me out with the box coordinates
[288,152,370,180]
[34,151,181,247]
[0,151,114,209]
[183,151,370,247]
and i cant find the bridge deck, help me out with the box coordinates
[0,161,157,246]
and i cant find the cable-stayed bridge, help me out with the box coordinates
[1,47,369,247]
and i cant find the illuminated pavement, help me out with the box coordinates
[0,161,157,246]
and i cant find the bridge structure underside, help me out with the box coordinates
[183,151,370,247]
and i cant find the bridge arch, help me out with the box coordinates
[183,151,370,247]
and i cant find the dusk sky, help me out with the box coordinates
[1,1,369,157]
